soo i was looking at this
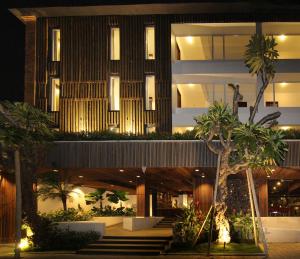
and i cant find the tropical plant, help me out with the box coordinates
[194,34,287,245]
[230,212,254,242]
[40,208,93,222]
[173,203,207,247]
[91,205,135,217]
[106,190,129,207]
[38,171,79,211]
[85,188,106,210]
[0,101,53,258]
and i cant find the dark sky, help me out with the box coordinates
[0,5,24,101]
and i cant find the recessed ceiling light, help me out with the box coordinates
[279,34,287,41]
[129,180,133,183]
[195,169,199,172]
[119,169,124,172]
[267,175,271,178]
[136,175,141,178]
[78,175,84,178]
[53,169,59,172]
[201,173,205,178]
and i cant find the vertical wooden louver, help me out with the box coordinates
[35,15,172,134]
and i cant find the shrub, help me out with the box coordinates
[30,217,100,251]
[173,203,208,247]
[229,212,255,242]
[40,208,93,222]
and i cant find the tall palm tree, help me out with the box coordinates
[0,101,53,258]
[38,171,79,211]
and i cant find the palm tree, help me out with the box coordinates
[38,171,79,211]
[0,101,53,258]
[106,190,129,207]
[85,188,106,210]
[194,34,287,246]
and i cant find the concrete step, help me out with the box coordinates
[87,243,164,249]
[103,235,172,240]
[94,238,169,244]
[77,248,161,255]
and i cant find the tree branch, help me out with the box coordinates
[228,84,243,116]
[257,111,281,126]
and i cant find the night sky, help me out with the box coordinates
[0,0,296,102]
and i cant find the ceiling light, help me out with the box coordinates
[201,173,205,178]
[136,175,141,178]
[52,169,59,172]
[279,34,287,41]
[119,169,124,172]
[186,36,193,44]
[78,175,84,178]
[276,181,281,186]
[273,186,277,190]
[280,82,287,87]
[267,175,271,178]
[271,169,275,172]
[195,169,199,172]
[129,180,133,183]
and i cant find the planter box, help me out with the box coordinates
[123,217,163,231]
[56,221,105,236]
[261,217,300,242]
[93,216,123,227]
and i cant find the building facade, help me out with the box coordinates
[2,0,300,243]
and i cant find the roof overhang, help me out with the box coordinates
[9,1,300,22]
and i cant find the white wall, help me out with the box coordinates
[38,186,137,213]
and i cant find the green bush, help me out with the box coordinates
[30,217,100,251]
[91,205,135,217]
[229,212,255,243]
[173,203,209,247]
[40,208,93,222]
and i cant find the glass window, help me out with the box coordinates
[49,78,60,111]
[145,27,155,59]
[110,28,120,60]
[145,75,155,110]
[273,35,300,59]
[109,76,120,111]
[268,179,300,217]
[52,29,61,61]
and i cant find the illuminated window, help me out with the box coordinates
[145,27,155,59]
[145,124,156,134]
[49,78,60,111]
[109,76,120,111]
[110,27,120,60]
[52,29,60,61]
[145,75,155,110]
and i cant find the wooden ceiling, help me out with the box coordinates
[37,166,300,195]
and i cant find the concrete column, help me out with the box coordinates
[136,177,150,217]
[23,16,37,105]
[258,179,269,216]
[193,176,213,214]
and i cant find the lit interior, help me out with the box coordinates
[111,27,120,60]
[145,75,155,110]
[145,27,155,59]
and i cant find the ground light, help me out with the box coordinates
[19,224,33,251]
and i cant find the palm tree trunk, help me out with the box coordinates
[62,196,67,211]
[14,148,22,259]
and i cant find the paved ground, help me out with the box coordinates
[1,243,300,259]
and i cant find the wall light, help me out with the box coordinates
[280,82,287,87]
[186,36,194,44]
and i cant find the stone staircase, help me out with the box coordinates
[153,217,176,228]
[77,235,173,255]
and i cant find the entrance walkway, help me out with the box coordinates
[105,223,172,237]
